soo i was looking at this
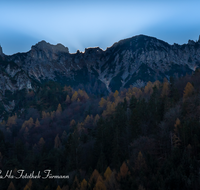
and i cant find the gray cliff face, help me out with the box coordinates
[2,35,200,94]
[0,62,32,94]
[0,58,33,116]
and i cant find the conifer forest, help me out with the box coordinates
[1,71,200,190]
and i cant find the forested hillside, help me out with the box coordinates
[1,70,200,190]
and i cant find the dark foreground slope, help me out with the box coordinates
[1,69,200,189]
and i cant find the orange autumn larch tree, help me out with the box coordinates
[93,175,106,190]
[56,185,62,190]
[135,151,146,171]
[7,181,16,190]
[144,81,153,96]
[56,103,62,116]
[80,179,88,190]
[117,162,130,181]
[23,179,32,190]
[99,97,107,108]
[54,134,61,149]
[161,81,169,97]
[183,82,194,101]
[104,166,112,181]
[35,118,40,127]
[71,91,78,102]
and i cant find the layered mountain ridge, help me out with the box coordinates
[1,34,200,98]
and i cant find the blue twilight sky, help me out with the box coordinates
[0,0,200,55]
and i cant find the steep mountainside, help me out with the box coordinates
[1,34,200,94]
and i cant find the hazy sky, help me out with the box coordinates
[0,0,200,55]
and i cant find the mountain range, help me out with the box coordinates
[0,34,200,110]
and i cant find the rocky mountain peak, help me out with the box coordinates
[29,40,69,61]
[31,40,69,54]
